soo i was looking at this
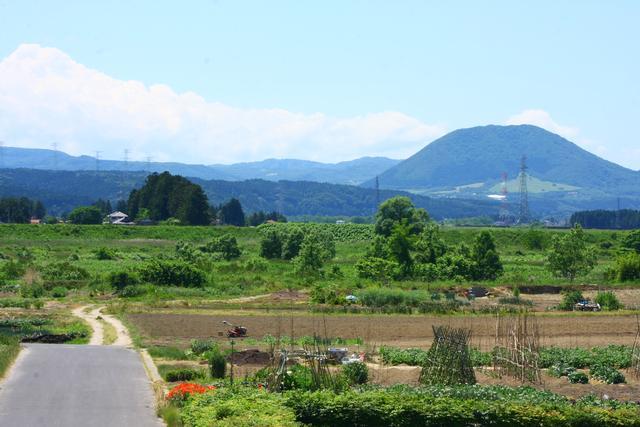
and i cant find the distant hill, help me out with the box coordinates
[0,168,498,219]
[211,157,400,185]
[365,125,640,216]
[0,147,398,185]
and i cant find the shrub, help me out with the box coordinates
[94,247,118,260]
[164,368,204,382]
[50,286,68,298]
[259,229,282,259]
[341,361,368,385]
[208,349,226,379]
[201,234,241,260]
[0,260,26,279]
[355,256,397,281]
[166,382,215,406]
[108,271,140,292]
[568,371,589,384]
[191,339,217,355]
[616,253,640,281]
[558,290,583,310]
[595,291,622,311]
[590,364,625,384]
[356,288,429,308]
[243,257,268,272]
[20,281,45,298]
[139,260,206,288]
[118,284,150,298]
[40,262,90,282]
[148,346,190,360]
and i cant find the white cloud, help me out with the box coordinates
[0,44,446,164]
[505,109,579,140]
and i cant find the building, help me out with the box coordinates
[107,211,134,225]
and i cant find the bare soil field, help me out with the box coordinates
[127,310,640,350]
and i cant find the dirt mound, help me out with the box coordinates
[229,349,271,366]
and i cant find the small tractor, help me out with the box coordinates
[223,320,248,338]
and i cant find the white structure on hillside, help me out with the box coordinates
[107,211,133,225]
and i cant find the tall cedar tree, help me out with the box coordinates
[0,197,46,223]
[127,172,210,225]
[219,198,245,226]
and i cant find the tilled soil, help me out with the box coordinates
[128,311,640,350]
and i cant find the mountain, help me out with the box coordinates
[0,147,398,185]
[366,125,640,215]
[0,168,497,219]
[211,157,400,185]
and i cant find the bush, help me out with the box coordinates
[558,290,583,310]
[259,229,282,259]
[94,247,118,260]
[164,368,204,382]
[118,284,151,298]
[108,271,140,292]
[590,364,625,384]
[568,371,589,384]
[0,260,26,279]
[201,234,241,260]
[208,349,226,379]
[139,260,206,288]
[40,262,90,282]
[341,361,368,385]
[191,339,217,355]
[20,281,45,298]
[50,286,68,298]
[595,291,622,311]
[616,253,640,281]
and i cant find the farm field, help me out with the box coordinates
[3,222,640,425]
[126,309,640,349]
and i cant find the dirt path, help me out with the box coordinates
[72,305,132,347]
[72,306,103,345]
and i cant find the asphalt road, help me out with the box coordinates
[0,344,163,427]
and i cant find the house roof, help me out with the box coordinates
[108,211,128,218]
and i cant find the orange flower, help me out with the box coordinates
[166,383,216,401]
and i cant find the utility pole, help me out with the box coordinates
[518,155,530,224]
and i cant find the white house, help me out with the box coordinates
[107,211,133,225]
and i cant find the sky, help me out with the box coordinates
[0,1,638,168]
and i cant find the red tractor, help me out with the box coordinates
[223,320,248,338]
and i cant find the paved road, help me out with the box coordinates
[0,344,163,427]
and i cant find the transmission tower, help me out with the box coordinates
[498,172,509,223]
[95,151,102,172]
[518,155,530,224]
[146,156,153,172]
[0,141,4,168]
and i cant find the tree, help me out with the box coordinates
[115,200,128,213]
[294,237,325,276]
[202,234,241,260]
[281,226,305,260]
[387,223,414,278]
[374,196,429,237]
[32,200,46,219]
[68,206,103,224]
[471,231,503,280]
[622,230,640,254]
[260,229,283,259]
[415,224,447,264]
[127,172,210,225]
[219,198,245,226]
[547,224,596,281]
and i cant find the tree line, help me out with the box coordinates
[570,209,640,229]
[0,197,45,223]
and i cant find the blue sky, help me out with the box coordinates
[0,1,638,168]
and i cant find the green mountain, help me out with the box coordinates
[0,147,398,185]
[366,125,640,216]
[0,168,497,219]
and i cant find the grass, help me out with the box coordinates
[101,319,117,345]
[0,335,21,379]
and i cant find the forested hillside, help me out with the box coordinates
[0,168,498,218]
